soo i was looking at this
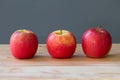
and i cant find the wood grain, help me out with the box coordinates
[0,44,120,80]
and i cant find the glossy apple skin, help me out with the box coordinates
[46,30,76,58]
[10,30,38,59]
[82,27,112,58]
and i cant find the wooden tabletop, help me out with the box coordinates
[0,44,120,80]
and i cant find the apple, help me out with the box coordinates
[10,29,38,59]
[81,25,112,58]
[46,30,76,58]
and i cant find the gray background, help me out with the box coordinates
[0,0,120,44]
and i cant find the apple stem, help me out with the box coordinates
[60,30,62,34]
[96,25,103,32]
[98,25,102,28]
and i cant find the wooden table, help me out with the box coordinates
[0,44,120,80]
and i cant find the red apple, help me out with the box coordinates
[82,25,112,58]
[10,29,38,59]
[46,30,76,58]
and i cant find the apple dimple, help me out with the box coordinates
[54,30,63,35]
[18,29,27,32]
[54,30,70,35]
[17,29,32,33]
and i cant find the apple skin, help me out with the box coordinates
[82,26,112,58]
[10,29,38,59]
[46,30,76,58]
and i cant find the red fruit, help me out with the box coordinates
[82,25,112,58]
[46,30,76,58]
[10,29,38,59]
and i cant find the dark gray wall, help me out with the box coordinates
[0,0,120,44]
